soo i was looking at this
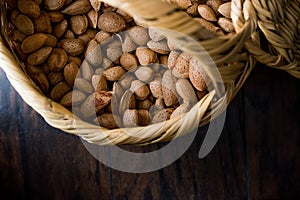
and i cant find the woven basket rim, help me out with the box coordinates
[0,0,257,145]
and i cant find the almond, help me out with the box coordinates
[27,47,53,65]
[130,80,150,100]
[137,98,153,110]
[218,2,231,18]
[206,0,222,14]
[189,57,208,91]
[85,39,102,66]
[119,74,136,89]
[135,66,154,82]
[87,9,98,29]
[123,109,139,127]
[47,48,68,71]
[48,72,64,86]
[198,5,217,21]
[162,70,178,107]
[78,29,97,45]
[98,12,126,33]
[168,51,180,70]
[94,91,112,113]
[103,66,125,81]
[92,75,108,92]
[135,47,157,66]
[148,28,165,42]
[58,39,85,56]
[121,33,137,53]
[44,0,65,11]
[152,108,174,124]
[170,103,191,119]
[51,81,72,102]
[97,113,120,129]
[128,26,150,46]
[53,19,68,38]
[81,61,94,80]
[21,33,48,53]
[119,90,136,115]
[74,78,93,94]
[175,78,197,104]
[120,53,138,71]
[147,40,170,54]
[89,0,102,11]
[60,90,86,107]
[18,0,41,19]
[70,15,88,35]
[14,14,34,35]
[64,62,79,87]
[149,75,164,99]
[172,52,190,78]
[138,110,151,126]
[218,17,234,33]
[34,12,52,33]
[62,0,92,15]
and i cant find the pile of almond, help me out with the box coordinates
[5,0,233,129]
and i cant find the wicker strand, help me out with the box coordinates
[0,0,257,145]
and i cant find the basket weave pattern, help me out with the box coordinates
[0,0,263,145]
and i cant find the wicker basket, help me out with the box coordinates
[244,0,300,78]
[0,0,257,145]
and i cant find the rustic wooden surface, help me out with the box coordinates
[0,65,299,199]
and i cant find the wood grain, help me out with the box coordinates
[0,65,300,199]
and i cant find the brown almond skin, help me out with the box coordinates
[130,80,150,101]
[57,39,85,56]
[34,12,52,33]
[189,57,208,91]
[48,72,64,86]
[14,14,34,35]
[21,33,48,53]
[51,81,72,102]
[44,34,58,47]
[128,26,150,46]
[172,52,191,78]
[92,75,108,92]
[97,113,119,129]
[123,109,139,127]
[48,11,64,23]
[47,48,68,71]
[138,110,151,126]
[60,90,86,107]
[162,70,178,107]
[94,91,113,113]
[33,73,50,94]
[62,0,92,15]
[198,5,217,22]
[120,53,138,71]
[218,18,234,33]
[43,0,65,11]
[74,78,94,94]
[70,15,88,35]
[53,19,68,38]
[135,47,157,66]
[152,108,174,124]
[98,12,126,33]
[27,47,53,65]
[64,62,79,87]
[18,0,41,19]
[85,39,103,66]
[103,66,125,81]
[218,2,231,18]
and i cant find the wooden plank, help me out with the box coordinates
[110,90,248,199]
[0,69,112,199]
[244,66,300,199]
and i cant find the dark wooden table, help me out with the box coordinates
[0,64,300,200]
